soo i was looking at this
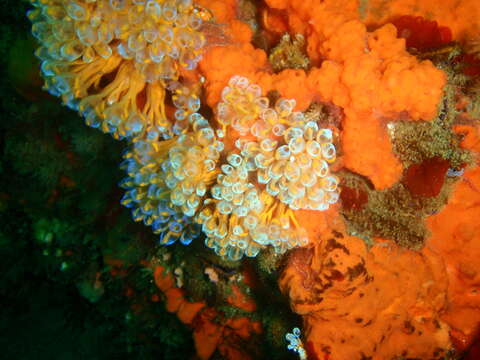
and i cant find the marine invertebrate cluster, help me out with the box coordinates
[113,72,331,260]
[27,0,341,263]
[168,80,202,134]
[114,72,338,260]
[216,75,268,136]
[28,0,208,138]
[198,151,308,260]
[286,327,307,360]
[218,76,340,211]
[238,122,339,211]
[119,114,222,245]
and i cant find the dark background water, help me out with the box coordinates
[0,1,195,358]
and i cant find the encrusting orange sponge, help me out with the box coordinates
[279,227,452,360]
[425,156,480,351]
[364,0,480,42]
[308,20,446,189]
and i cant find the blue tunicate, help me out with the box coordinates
[31,21,51,42]
[152,219,166,233]
[133,172,149,186]
[128,32,146,52]
[272,123,286,137]
[217,200,233,215]
[447,168,464,177]
[211,185,222,200]
[181,180,195,195]
[266,181,280,196]
[176,30,192,48]
[188,13,202,30]
[44,80,60,97]
[214,141,224,152]
[160,160,171,173]
[118,174,133,188]
[131,208,144,222]
[180,233,193,245]
[188,97,201,112]
[233,206,248,217]
[317,129,333,143]
[147,183,158,197]
[60,40,84,61]
[169,221,183,233]
[84,110,102,129]
[134,140,153,154]
[236,238,248,249]
[326,191,339,204]
[162,2,177,22]
[117,42,131,59]
[179,50,200,70]
[126,117,144,133]
[221,164,234,175]
[66,2,87,21]
[106,113,122,127]
[155,187,165,198]
[97,24,114,44]
[65,96,80,111]
[26,8,41,22]
[54,75,71,94]
[119,159,132,172]
[110,0,126,10]
[157,213,171,224]
[172,122,185,135]
[252,228,269,245]
[120,192,135,208]
[76,24,97,47]
[136,152,152,165]
[168,45,179,59]
[159,232,176,246]
[276,145,291,160]
[145,0,162,19]
[95,43,113,60]
[160,28,174,44]
[146,129,160,141]
[35,46,50,62]
[227,246,243,261]
[165,174,179,189]
[174,108,187,120]
[143,214,154,226]
[180,226,196,245]
[321,143,336,160]
[47,41,62,60]
[188,112,202,124]
[284,127,303,143]
[173,94,187,108]
[227,154,242,167]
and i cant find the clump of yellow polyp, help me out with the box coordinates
[196,76,340,260]
[29,0,207,139]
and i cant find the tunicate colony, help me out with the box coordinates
[29,0,339,261]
